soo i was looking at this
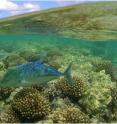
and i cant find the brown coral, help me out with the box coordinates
[72,76,85,99]
[11,88,51,122]
[92,60,116,81]
[55,76,85,101]
[0,87,14,100]
[0,107,20,123]
[111,88,117,107]
[55,77,72,97]
[52,106,90,123]
[107,88,117,121]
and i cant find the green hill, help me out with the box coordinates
[0,1,117,41]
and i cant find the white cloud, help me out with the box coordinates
[11,3,40,15]
[0,0,41,16]
[0,0,18,11]
[22,3,40,12]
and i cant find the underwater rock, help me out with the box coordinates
[51,106,90,123]
[47,59,62,69]
[19,51,40,62]
[47,50,63,67]
[46,49,63,58]
[11,87,51,122]
[47,50,63,70]
[0,87,14,101]
[3,54,27,68]
[0,107,20,123]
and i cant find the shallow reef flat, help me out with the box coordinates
[0,2,117,41]
[0,35,117,123]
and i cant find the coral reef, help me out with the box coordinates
[3,54,27,68]
[0,61,6,80]
[72,76,86,99]
[47,49,63,69]
[110,88,117,109]
[107,88,117,122]
[92,60,116,81]
[51,106,90,123]
[0,87,14,101]
[46,49,63,59]
[79,70,116,121]
[11,88,51,122]
[0,107,20,123]
[19,51,40,62]
[55,77,72,97]
[55,76,86,101]
[0,41,117,123]
[48,59,62,69]
[0,61,5,71]
[43,81,62,101]
[51,97,72,110]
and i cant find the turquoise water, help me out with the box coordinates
[0,34,117,123]
[0,34,117,63]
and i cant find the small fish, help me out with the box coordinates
[0,61,72,87]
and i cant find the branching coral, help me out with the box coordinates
[110,88,117,109]
[55,76,86,101]
[11,87,51,122]
[79,70,116,120]
[0,87,14,100]
[51,106,90,123]
[43,81,62,101]
[72,76,85,99]
[92,60,116,81]
[107,88,117,122]
[55,77,72,97]
[0,107,20,123]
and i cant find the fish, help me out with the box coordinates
[0,61,72,87]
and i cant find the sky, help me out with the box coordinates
[0,0,116,19]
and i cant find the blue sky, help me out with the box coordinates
[0,0,115,19]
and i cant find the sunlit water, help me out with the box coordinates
[0,34,117,123]
[0,34,117,63]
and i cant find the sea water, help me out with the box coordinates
[0,34,117,123]
[0,34,117,63]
